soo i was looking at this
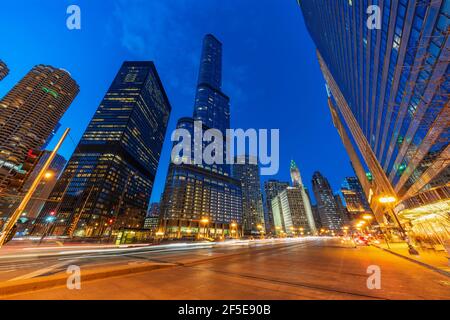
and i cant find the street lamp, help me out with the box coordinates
[377,195,419,255]
[257,224,265,239]
[44,171,54,180]
[200,217,209,239]
[230,222,238,239]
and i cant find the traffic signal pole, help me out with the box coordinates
[0,128,70,248]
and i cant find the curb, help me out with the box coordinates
[0,262,175,297]
[372,245,450,278]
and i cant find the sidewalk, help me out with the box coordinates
[373,242,450,278]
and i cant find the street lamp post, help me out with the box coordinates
[200,218,209,240]
[0,128,70,248]
[378,195,419,255]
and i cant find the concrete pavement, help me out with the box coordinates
[3,238,450,300]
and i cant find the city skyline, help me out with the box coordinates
[0,0,354,206]
[0,0,448,303]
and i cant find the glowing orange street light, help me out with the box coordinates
[378,196,397,204]
[44,171,54,179]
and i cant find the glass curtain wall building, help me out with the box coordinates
[232,155,265,235]
[341,176,373,219]
[299,0,449,246]
[312,171,346,231]
[160,35,243,239]
[264,180,289,234]
[33,62,171,238]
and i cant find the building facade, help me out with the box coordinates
[0,60,8,81]
[160,35,243,239]
[271,187,315,236]
[264,179,289,233]
[144,202,160,232]
[312,171,346,231]
[33,62,171,238]
[233,155,265,235]
[341,177,372,219]
[290,160,317,234]
[299,0,449,246]
[0,65,78,194]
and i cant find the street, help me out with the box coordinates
[1,237,449,299]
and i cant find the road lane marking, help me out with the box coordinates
[8,259,77,281]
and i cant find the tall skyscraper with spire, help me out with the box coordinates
[33,62,171,237]
[290,160,303,188]
[0,60,8,81]
[290,160,317,234]
[193,34,230,136]
[160,35,242,239]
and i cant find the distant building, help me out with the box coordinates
[312,172,345,231]
[334,194,350,224]
[341,177,372,219]
[290,161,317,234]
[34,62,171,238]
[0,60,8,81]
[160,35,243,239]
[22,153,66,218]
[233,156,265,235]
[311,204,321,229]
[147,203,160,218]
[144,203,161,232]
[271,187,315,236]
[264,180,289,233]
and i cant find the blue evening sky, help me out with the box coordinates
[0,0,353,204]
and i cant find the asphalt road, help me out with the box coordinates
[2,237,450,300]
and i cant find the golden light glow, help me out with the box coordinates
[231,223,237,228]
[200,218,209,224]
[44,171,54,179]
[378,196,397,204]
[362,214,374,220]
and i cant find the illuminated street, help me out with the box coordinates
[2,238,449,300]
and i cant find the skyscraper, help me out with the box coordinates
[233,155,265,235]
[290,160,317,234]
[194,34,230,136]
[264,179,289,233]
[0,65,79,194]
[160,35,243,239]
[0,60,8,81]
[193,34,231,175]
[299,1,449,244]
[341,177,372,219]
[34,62,171,237]
[312,172,345,231]
[334,194,350,224]
[271,187,315,236]
[144,203,161,233]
